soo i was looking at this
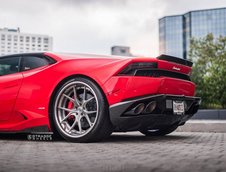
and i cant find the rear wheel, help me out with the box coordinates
[139,125,178,136]
[51,77,113,142]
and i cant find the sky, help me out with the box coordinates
[0,0,226,57]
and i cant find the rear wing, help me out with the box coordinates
[157,54,193,67]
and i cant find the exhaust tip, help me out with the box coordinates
[133,103,145,115]
[145,101,157,113]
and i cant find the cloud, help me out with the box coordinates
[0,0,226,57]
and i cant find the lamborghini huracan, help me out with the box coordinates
[0,52,200,142]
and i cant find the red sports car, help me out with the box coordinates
[0,52,200,142]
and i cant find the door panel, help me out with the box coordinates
[0,56,22,121]
[0,73,23,121]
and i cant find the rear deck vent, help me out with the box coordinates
[135,69,190,81]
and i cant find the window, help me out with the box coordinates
[38,37,41,43]
[44,38,49,43]
[0,56,20,76]
[21,56,49,71]
[20,36,24,42]
[14,35,18,40]
[26,38,30,42]
[120,49,126,54]
[1,34,5,39]
[7,35,12,41]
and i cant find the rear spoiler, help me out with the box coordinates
[157,54,193,67]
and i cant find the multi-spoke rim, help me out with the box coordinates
[54,81,99,138]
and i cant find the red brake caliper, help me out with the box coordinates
[67,97,75,120]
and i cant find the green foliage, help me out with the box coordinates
[189,33,226,109]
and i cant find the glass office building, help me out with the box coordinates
[159,7,226,59]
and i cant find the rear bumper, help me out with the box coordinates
[109,94,201,131]
[104,76,195,106]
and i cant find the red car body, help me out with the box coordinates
[0,52,200,142]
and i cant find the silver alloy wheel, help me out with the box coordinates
[54,81,99,138]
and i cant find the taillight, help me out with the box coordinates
[118,62,158,75]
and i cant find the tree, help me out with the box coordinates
[189,33,226,108]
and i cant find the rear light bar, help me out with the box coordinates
[118,62,158,75]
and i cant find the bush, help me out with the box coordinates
[189,34,226,109]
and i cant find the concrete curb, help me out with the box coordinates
[192,109,226,119]
[176,120,226,133]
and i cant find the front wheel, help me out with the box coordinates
[51,77,113,142]
[139,125,178,136]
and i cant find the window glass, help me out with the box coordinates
[0,56,20,76]
[21,56,49,71]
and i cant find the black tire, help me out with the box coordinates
[139,125,178,136]
[50,77,113,142]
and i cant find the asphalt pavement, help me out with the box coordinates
[0,132,225,172]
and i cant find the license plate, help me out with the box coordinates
[173,101,185,115]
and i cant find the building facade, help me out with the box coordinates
[159,7,226,59]
[0,28,53,56]
[111,46,132,56]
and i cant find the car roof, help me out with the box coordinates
[0,52,45,58]
[46,52,133,61]
[0,52,153,62]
